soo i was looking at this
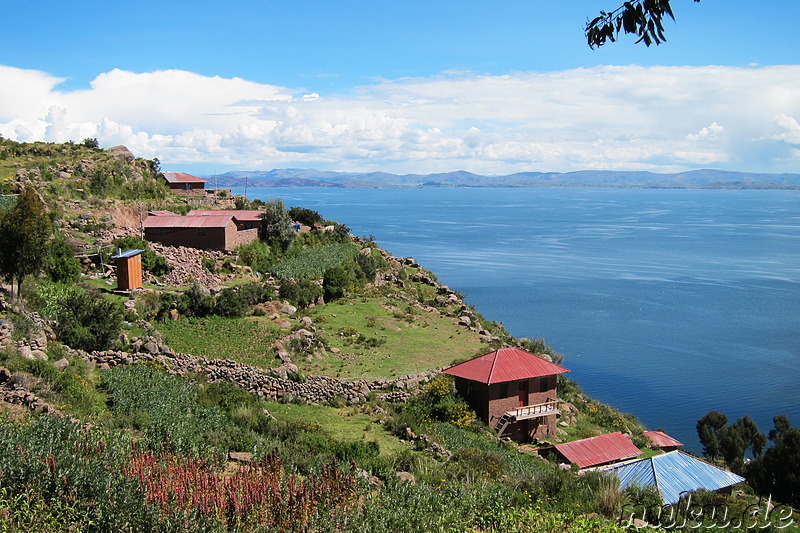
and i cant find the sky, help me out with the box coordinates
[1,0,798,175]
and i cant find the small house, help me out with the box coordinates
[607,451,745,505]
[111,249,143,290]
[162,172,207,195]
[553,432,642,469]
[144,215,238,250]
[187,210,264,232]
[643,430,683,452]
[443,347,570,442]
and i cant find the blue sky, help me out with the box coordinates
[1,0,798,174]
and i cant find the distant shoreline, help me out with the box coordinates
[204,168,800,191]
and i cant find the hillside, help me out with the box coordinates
[0,139,794,532]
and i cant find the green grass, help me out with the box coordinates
[264,401,408,455]
[305,297,484,379]
[156,316,282,367]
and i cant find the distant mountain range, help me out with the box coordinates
[204,168,800,190]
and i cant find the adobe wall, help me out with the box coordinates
[145,226,229,250]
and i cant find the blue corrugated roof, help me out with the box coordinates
[609,451,745,505]
[111,249,144,259]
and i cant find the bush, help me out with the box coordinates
[46,234,82,282]
[34,283,125,352]
[178,283,215,317]
[288,206,323,226]
[236,240,272,273]
[278,279,322,309]
[215,282,272,318]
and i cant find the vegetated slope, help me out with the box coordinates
[0,139,789,532]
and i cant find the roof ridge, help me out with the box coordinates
[487,347,502,384]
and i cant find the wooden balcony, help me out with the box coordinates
[507,400,561,421]
[494,400,561,436]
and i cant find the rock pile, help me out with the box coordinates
[0,366,62,416]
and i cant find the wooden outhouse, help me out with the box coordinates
[112,249,144,290]
[443,347,570,442]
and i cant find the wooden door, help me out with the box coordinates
[518,381,528,407]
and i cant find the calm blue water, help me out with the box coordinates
[237,187,800,451]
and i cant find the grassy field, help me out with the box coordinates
[263,401,408,455]
[156,316,283,367]
[304,297,485,379]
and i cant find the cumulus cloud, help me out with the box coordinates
[1,64,799,173]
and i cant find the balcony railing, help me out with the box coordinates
[506,400,560,421]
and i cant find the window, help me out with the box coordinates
[197,230,206,236]
[540,377,550,391]
[499,383,508,398]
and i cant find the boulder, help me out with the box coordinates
[53,358,70,371]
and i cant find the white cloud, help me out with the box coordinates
[1,64,799,173]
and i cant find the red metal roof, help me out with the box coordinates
[187,210,264,222]
[143,215,234,229]
[442,347,569,384]
[555,432,642,468]
[644,430,683,448]
[163,172,207,184]
[148,210,178,216]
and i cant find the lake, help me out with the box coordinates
[236,186,800,451]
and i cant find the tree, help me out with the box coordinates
[259,198,296,253]
[748,416,800,507]
[697,411,767,474]
[696,410,727,458]
[0,187,52,296]
[288,206,323,227]
[718,416,766,472]
[586,0,701,48]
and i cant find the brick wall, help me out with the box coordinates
[455,376,559,443]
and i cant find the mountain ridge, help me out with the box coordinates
[205,168,800,189]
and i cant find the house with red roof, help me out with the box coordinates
[143,214,259,250]
[553,432,642,469]
[162,172,208,195]
[187,210,264,232]
[643,430,683,452]
[443,347,570,442]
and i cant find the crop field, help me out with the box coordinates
[270,243,358,279]
[263,401,408,455]
[156,316,283,368]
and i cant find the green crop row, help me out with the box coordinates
[271,243,359,279]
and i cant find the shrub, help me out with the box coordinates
[178,282,216,317]
[46,234,82,282]
[236,240,272,273]
[34,283,125,352]
[288,206,323,226]
[278,279,322,309]
[214,282,272,318]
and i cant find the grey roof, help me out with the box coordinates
[608,451,745,505]
[111,249,144,259]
